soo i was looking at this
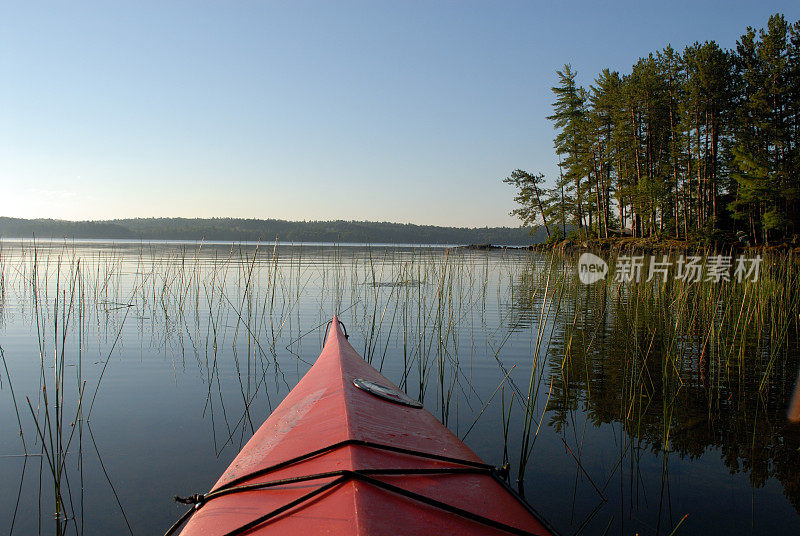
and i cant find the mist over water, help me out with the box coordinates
[0,240,798,535]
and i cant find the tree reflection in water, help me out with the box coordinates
[510,253,800,523]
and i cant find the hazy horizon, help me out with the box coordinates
[2,1,798,227]
[1,214,535,229]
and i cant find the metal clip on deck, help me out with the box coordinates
[323,317,349,346]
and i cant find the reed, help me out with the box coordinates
[529,248,799,532]
[1,239,797,535]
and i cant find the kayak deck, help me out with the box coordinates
[172,316,555,536]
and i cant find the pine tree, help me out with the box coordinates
[588,68,623,238]
[504,12,799,246]
[502,170,552,239]
[730,15,793,243]
[548,65,590,238]
[658,45,687,238]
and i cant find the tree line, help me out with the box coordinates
[505,13,800,245]
[0,216,548,245]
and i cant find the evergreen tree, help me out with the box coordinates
[730,14,794,243]
[588,68,623,237]
[548,65,590,237]
[504,12,799,245]
[502,170,552,239]
[683,41,735,234]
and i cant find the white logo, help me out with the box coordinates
[578,253,609,284]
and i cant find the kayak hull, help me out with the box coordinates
[176,316,554,536]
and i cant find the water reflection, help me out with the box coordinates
[510,257,800,532]
[0,241,797,535]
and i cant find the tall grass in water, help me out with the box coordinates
[2,240,797,535]
[539,250,799,418]
[0,243,140,535]
[534,249,799,531]
[598,251,800,415]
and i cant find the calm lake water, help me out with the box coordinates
[0,240,798,535]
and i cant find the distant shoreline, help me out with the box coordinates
[3,233,796,255]
[0,216,547,246]
[0,237,461,249]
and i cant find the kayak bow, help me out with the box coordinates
[168,315,556,536]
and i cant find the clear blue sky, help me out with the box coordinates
[1,1,797,227]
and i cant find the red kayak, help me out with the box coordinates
[167,316,556,536]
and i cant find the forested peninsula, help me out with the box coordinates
[505,13,800,247]
[0,217,546,245]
